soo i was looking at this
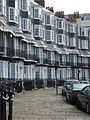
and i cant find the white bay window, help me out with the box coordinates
[46,30,51,41]
[23,18,31,31]
[81,40,88,49]
[58,34,65,45]
[9,7,14,21]
[34,8,39,18]
[46,14,50,25]
[9,7,18,23]
[22,0,27,11]
[58,21,65,30]
[81,28,88,37]
[70,37,76,47]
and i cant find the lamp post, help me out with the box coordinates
[55,67,58,95]
[55,52,58,95]
[8,86,14,120]
[77,69,80,80]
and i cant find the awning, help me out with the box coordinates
[46,44,60,52]
[68,49,79,54]
[34,40,47,48]
[79,50,90,57]
[60,48,69,54]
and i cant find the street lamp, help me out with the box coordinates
[77,69,80,80]
[55,51,58,95]
[55,67,58,95]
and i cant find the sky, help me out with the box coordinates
[45,0,90,15]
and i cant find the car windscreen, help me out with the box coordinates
[71,81,80,84]
[66,81,72,85]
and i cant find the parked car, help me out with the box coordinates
[62,80,80,96]
[66,84,88,104]
[76,85,90,113]
[80,80,89,84]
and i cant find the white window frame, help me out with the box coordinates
[34,8,39,19]
[9,7,15,22]
[42,13,45,24]
[0,0,2,13]
[81,39,88,49]
[54,19,57,28]
[51,15,54,26]
[46,14,50,25]
[70,37,76,47]
[22,0,27,11]
[58,34,63,44]
[58,21,62,29]
[58,34,65,45]
[46,30,51,41]
[34,24,39,37]
[23,18,27,30]
[78,39,81,49]
[28,19,31,31]
[10,63,15,79]
[81,28,88,37]
[15,9,18,23]
[78,27,80,36]
[30,6,33,18]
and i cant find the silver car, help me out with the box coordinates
[62,80,80,96]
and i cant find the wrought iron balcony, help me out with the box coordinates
[55,61,59,67]
[6,47,15,57]
[0,47,37,61]
[43,58,48,64]
[47,60,55,66]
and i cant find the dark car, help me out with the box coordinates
[62,80,80,96]
[76,85,90,113]
[66,84,88,104]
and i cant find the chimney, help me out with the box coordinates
[68,12,79,22]
[46,6,54,13]
[55,11,64,18]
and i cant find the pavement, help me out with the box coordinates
[8,88,90,120]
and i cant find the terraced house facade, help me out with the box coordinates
[0,0,90,92]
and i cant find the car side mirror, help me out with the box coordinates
[80,90,83,94]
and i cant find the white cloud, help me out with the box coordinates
[45,0,90,14]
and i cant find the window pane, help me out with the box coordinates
[46,15,50,24]
[10,8,14,21]
[58,34,62,43]
[58,21,62,28]
[46,30,51,40]
[48,68,51,79]
[23,18,27,30]
[34,25,39,36]
[34,9,38,18]
[11,63,15,78]
[22,0,27,10]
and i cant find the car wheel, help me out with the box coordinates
[62,90,64,96]
[86,103,90,114]
[66,95,69,102]
[76,99,81,109]
[69,96,72,104]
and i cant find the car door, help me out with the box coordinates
[81,87,90,107]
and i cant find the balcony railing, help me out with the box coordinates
[0,47,37,61]
[0,46,90,68]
